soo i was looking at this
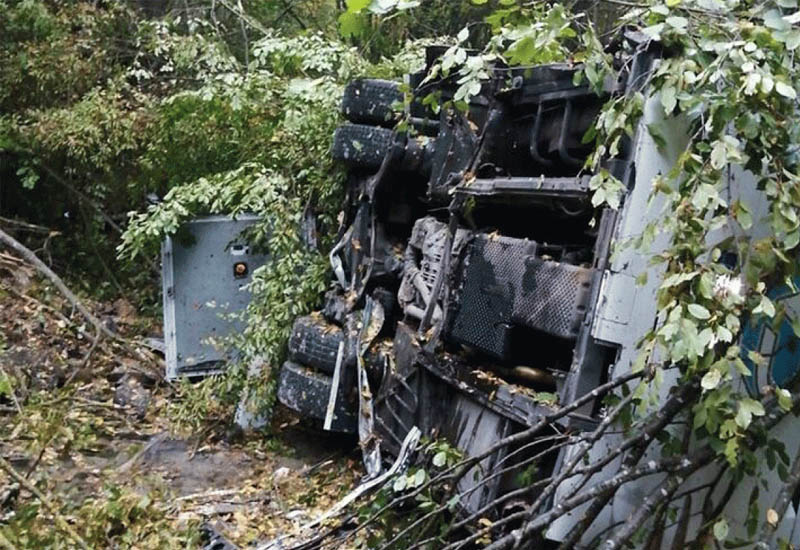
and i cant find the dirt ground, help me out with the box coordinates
[0,253,362,549]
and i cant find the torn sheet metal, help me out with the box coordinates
[356,298,385,479]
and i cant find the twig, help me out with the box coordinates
[556,380,700,549]
[490,393,800,550]
[483,447,716,550]
[519,392,637,537]
[175,488,246,502]
[0,217,51,235]
[63,331,102,387]
[761,441,800,546]
[347,370,647,546]
[0,456,90,550]
[0,227,115,340]
[277,0,308,30]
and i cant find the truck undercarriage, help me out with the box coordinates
[191,32,800,549]
[269,35,648,547]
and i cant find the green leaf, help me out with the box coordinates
[717,325,733,343]
[731,357,750,375]
[413,468,426,487]
[747,350,766,367]
[701,369,721,391]
[732,201,753,230]
[591,187,607,207]
[777,389,793,412]
[754,295,776,318]
[0,373,11,398]
[642,23,664,41]
[665,16,688,30]
[710,140,727,170]
[338,11,368,38]
[533,392,558,406]
[346,0,371,10]
[433,451,447,467]
[764,9,791,31]
[698,273,714,299]
[393,475,407,492]
[785,30,800,50]
[661,86,677,114]
[688,303,711,320]
[647,123,667,150]
[713,517,729,541]
[776,81,797,99]
[736,398,766,429]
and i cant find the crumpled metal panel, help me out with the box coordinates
[512,256,593,339]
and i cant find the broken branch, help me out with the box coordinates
[0,227,115,340]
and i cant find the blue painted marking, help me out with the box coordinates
[741,283,800,393]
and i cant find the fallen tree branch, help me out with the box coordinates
[0,217,51,235]
[556,379,701,549]
[0,226,115,340]
[343,369,648,548]
[0,456,90,550]
[601,472,683,550]
[489,391,800,550]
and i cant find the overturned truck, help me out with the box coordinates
[271,37,800,548]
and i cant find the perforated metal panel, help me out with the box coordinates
[447,234,593,359]
[512,257,593,339]
[162,215,268,380]
[447,236,537,358]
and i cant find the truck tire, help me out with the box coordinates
[287,315,343,375]
[341,79,403,126]
[277,361,357,433]
[332,124,394,170]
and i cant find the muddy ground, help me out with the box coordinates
[0,253,362,548]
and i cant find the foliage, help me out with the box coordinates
[355,439,463,548]
[339,0,492,58]
[1,0,430,425]
[4,481,201,549]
